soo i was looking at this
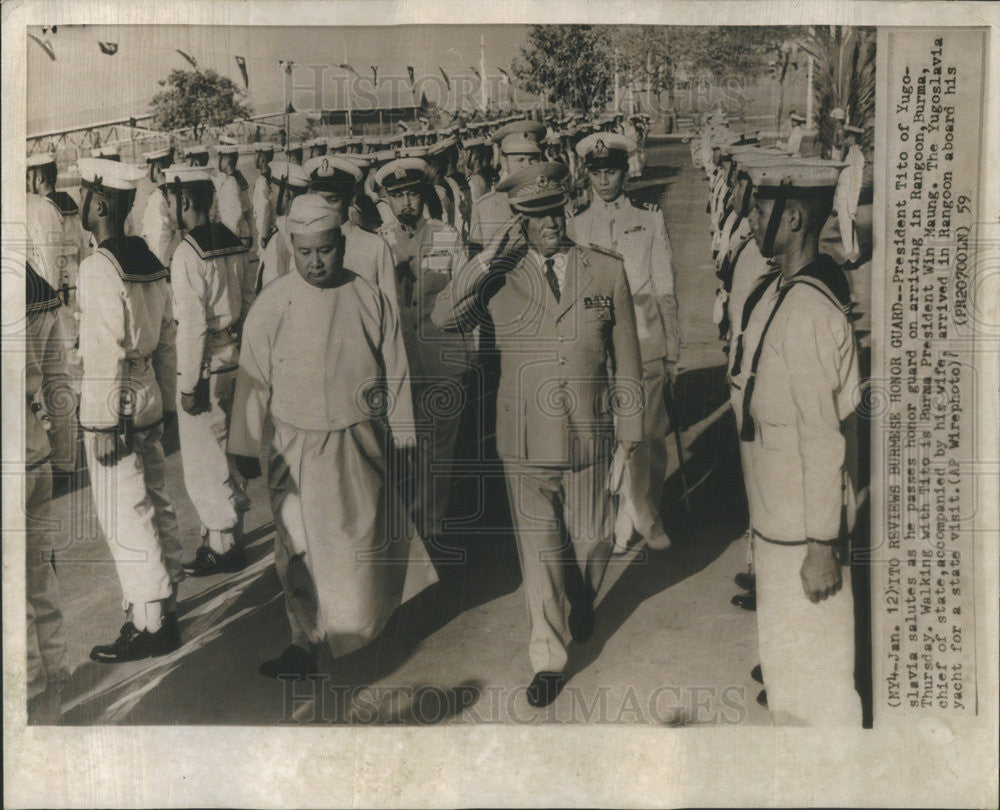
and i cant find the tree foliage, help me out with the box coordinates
[511,25,615,112]
[151,68,252,139]
[798,26,876,155]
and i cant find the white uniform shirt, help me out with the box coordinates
[141,186,178,268]
[568,194,681,363]
[170,224,252,393]
[252,174,273,248]
[77,240,177,430]
[217,173,251,244]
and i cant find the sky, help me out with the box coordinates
[27,24,537,134]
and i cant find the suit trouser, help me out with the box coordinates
[617,358,669,542]
[753,535,862,726]
[402,380,465,543]
[176,367,247,534]
[502,459,614,673]
[25,462,67,700]
[269,418,437,657]
[84,425,184,609]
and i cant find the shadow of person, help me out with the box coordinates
[565,406,749,681]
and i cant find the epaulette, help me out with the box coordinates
[46,190,79,217]
[628,195,659,213]
[26,262,61,314]
[97,236,168,283]
[261,225,279,250]
[184,223,247,259]
[585,243,624,262]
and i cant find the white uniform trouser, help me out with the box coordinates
[84,424,184,609]
[26,461,68,701]
[177,365,247,536]
[268,418,437,657]
[503,458,614,674]
[753,536,862,726]
[401,380,465,545]
[615,358,669,544]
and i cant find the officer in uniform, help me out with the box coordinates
[432,162,643,707]
[568,132,681,552]
[164,165,254,577]
[228,195,435,678]
[466,120,545,256]
[256,160,310,291]
[739,158,862,725]
[140,146,179,267]
[259,154,399,306]
[214,144,252,249]
[376,157,470,552]
[251,143,276,251]
[75,158,184,663]
[24,263,72,722]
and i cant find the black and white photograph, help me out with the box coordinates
[3,2,998,808]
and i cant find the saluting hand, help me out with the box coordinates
[485,214,527,267]
[800,543,843,603]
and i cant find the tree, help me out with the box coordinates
[511,26,615,113]
[798,26,876,156]
[150,68,252,140]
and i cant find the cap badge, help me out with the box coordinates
[594,139,609,158]
[321,158,330,174]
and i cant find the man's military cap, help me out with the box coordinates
[496,161,570,213]
[575,132,636,168]
[375,157,431,192]
[491,120,546,155]
[303,154,363,191]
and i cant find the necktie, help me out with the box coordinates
[544,258,560,302]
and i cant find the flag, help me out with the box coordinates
[235,55,248,87]
[371,65,378,85]
[498,67,512,85]
[176,49,198,69]
[29,34,56,61]
[469,66,481,82]
[438,67,451,91]
[407,66,415,88]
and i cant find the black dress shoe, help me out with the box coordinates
[756,689,768,708]
[751,664,763,684]
[183,544,247,577]
[733,571,756,592]
[526,671,566,708]
[568,599,595,644]
[90,614,181,664]
[730,591,756,611]
[258,644,319,679]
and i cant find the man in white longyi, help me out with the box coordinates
[229,194,437,678]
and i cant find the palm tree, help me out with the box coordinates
[798,26,876,156]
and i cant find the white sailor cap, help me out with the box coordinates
[286,193,343,235]
[788,111,807,123]
[305,137,327,149]
[27,152,57,169]
[77,157,145,192]
[163,164,214,186]
[844,123,865,135]
[829,107,846,121]
[327,136,349,150]
[267,160,310,189]
[216,143,240,156]
[428,137,457,155]
[253,142,277,154]
[375,158,431,192]
[143,147,173,163]
[184,145,209,157]
[747,158,847,199]
[91,146,120,159]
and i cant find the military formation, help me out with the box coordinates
[23,101,868,726]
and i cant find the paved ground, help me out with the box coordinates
[47,141,774,726]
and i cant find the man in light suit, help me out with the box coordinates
[432,162,643,707]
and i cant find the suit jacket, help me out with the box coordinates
[432,239,643,468]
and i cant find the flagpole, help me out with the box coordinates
[480,34,487,112]
[344,46,353,136]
